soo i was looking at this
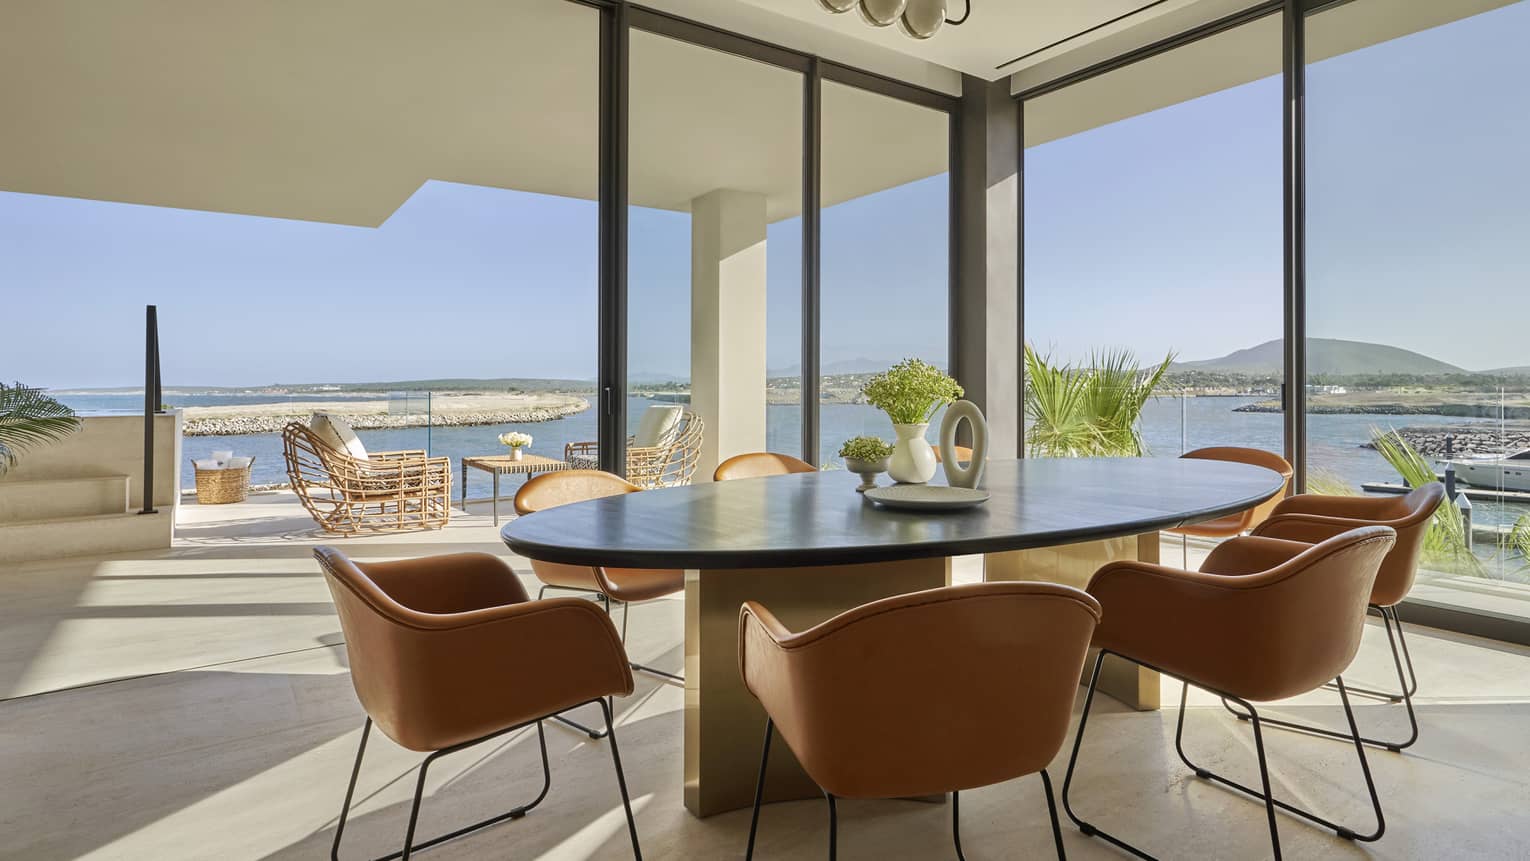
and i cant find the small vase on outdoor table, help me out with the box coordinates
[888,422,937,484]
[509,447,524,461]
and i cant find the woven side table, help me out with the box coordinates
[461,453,571,525]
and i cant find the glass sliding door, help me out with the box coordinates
[1022,14,1285,463]
[0,0,600,500]
[1306,0,1530,621]
[627,30,802,478]
[819,81,949,466]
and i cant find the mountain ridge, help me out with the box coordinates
[1174,338,1468,376]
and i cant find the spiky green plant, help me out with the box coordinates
[1307,467,1360,497]
[1024,346,1174,458]
[0,383,82,476]
[1506,514,1530,572]
[1370,426,1481,575]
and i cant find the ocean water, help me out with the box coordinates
[53,392,1529,531]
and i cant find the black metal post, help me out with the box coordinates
[1282,0,1308,492]
[597,1,630,476]
[140,305,158,515]
[801,57,822,465]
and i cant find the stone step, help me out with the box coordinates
[0,510,172,564]
[0,475,131,523]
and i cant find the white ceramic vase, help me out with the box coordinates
[510,447,524,461]
[887,422,937,484]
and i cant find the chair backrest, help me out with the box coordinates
[515,469,641,515]
[628,410,704,489]
[713,451,816,482]
[314,546,458,749]
[1182,446,1294,531]
[633,404,684,448]
[1155,526,1393,701]
[1364,483,1446,606]
[740,582,1101,798]
[932,445,973,465]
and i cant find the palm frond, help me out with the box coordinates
[0,383,82,475]
[1370,425,1481,576]
[1024,346,1174,458]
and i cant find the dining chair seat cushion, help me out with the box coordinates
[311,412,370,462]
[633,405,683,448]
[533,559,684,603]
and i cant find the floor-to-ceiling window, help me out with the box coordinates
[819,81,949,467]
[1306,0,1530,620]
[0,0,601,503]
[627,30,803,474]
[1022,13,1284,462]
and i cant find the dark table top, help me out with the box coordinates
[500,457,1286,570]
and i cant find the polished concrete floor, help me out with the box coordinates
[2,492,1528,859]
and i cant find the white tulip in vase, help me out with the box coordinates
[861,358,964,485]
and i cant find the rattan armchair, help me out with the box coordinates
[565,409,704,489]
[282,421,451,535]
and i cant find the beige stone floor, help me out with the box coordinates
[2,492,1529,859]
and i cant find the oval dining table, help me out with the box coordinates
[502,456,1286,817]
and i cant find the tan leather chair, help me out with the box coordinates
[931,444,973,464]
[1062,526,1396,860]
[739,582,1101,859]
[1243,482,1445,751]
[514,470,684,738]
[1165,447,1293,564]
[714,451,817,481]
[315,548,642,860]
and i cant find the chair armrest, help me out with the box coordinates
[368,449,428,460]
[1200,535,1316,575]
[1251,512,1367,545]
[1270,493,1393,520]
[389,598,634,748]
[738,601,796,702]
[357,552,529,614]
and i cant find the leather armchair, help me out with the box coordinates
[739,582,1101,859]
[714,452,817,481]
[513,470,685,738]
[1064,526,1395,860]
[1167,447,1293,540]
[316,548,642,860]
[1243,481,1445,752]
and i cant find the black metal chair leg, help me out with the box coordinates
[825,792,838,861]
[952,790,966,861]
[551,709,610,739]
[600,699,644,860]
[332,718,373,861]
[1061,652,1156,860]
[1179,679,1385,846]
[1224,606,1419,752]
[334,715,556,861]
[745,719,774,860]
[1039,769,1067,861]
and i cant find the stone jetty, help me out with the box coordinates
[182,394,590,437]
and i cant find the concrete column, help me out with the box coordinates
[952,74,1022,458]
[691,189,768,480]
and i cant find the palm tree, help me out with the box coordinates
[1024,346,1174,458]
[0,383,82,476]
[1369,426,1481,575]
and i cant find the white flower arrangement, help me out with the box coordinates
[498,431,533,449]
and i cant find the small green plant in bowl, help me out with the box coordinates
[839,435,893,492]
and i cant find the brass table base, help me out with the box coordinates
[683,557,952,818]
[985,532,1162,711]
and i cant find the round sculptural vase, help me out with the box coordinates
[939,399,988,488]
[887,423,937,484]
[843,456,891,492]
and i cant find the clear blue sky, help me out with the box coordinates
[4,2,1525,389]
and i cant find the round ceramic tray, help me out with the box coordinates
[863,484,990,512]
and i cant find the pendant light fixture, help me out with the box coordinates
[817,0,970,39]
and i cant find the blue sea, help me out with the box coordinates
[53,391,1528,533]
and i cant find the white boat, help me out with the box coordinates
[1442,449,1530,493]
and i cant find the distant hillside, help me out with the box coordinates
[1175,339,1466,376]
[1483,365,1530,378]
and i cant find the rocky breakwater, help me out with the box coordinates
[1375,425,1530,458]
[183,395,590,437]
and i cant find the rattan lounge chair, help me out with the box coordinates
[565,406,703,489]
[282,420,452,535]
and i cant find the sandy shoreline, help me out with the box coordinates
[182,393,590,436]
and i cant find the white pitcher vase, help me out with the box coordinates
[887,422,937,484]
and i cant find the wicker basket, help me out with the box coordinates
[194,458,255,505]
